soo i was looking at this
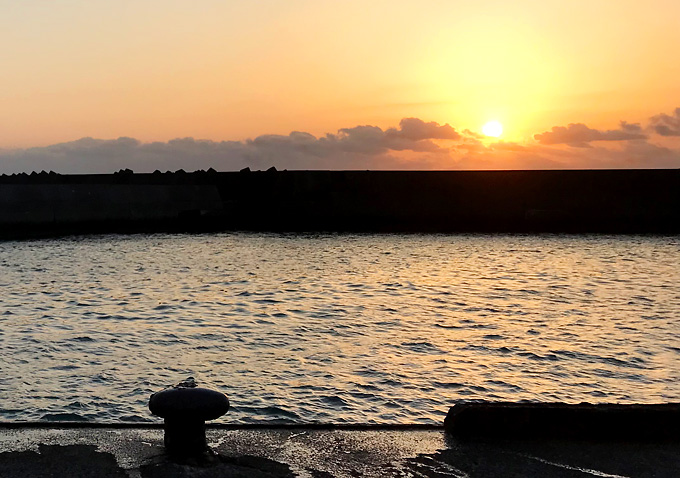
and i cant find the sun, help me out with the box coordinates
[482,120,503,138]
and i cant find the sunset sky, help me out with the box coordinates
[2,0,680,172]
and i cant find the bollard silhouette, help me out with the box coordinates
[149,378,229,457]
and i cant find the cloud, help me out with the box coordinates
[649,107,680,136]
[386,117,460,141]
[1,112,680,173]
[0,118,459,174]
[489,141,527,152]
[620,121,643,133]
[596,140,680,169]
[534,123,647,146]
[462,129,485,140]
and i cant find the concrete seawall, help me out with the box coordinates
[216,169,680,233]
[1,169,679,237]
[0,184,223,225]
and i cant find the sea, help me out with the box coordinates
[0,232,678,424]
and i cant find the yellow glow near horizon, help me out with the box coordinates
[482,121,503,138]
[0,1,679,149]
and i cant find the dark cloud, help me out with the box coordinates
[534,123,647,146]
[386,118,460,141]
[0,137,247,174]
[649,107,680,136]
[0,118,458,174]
[620,121,643,133]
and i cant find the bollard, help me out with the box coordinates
[149,377,230,457]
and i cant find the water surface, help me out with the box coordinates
[0,233,678,423]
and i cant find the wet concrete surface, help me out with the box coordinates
[0,426,678,477]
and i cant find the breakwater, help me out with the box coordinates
[1,169,679,237]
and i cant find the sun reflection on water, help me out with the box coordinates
[0,233,678,423]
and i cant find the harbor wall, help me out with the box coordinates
[216,169,680,232]
[0,183,223,236]
[0,169,678,236]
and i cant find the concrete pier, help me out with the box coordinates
[0,424,678,477]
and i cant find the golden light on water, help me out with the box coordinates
[482,121,503,137]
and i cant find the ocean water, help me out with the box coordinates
[0,233,678,424]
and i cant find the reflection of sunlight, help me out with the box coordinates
[1,234,677,422]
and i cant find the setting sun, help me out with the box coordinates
[482,121,503,138]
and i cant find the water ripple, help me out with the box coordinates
[0,232,678,423]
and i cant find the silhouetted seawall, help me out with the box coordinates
[0,178,224,238]
[1,169,678,237]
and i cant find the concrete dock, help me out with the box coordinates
[0,424,678,477]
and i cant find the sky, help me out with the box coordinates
[1,0,680,173]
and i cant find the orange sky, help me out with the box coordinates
[1,1,679,172]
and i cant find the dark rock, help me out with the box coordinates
[444,401,680,441]
[266,166,277,173]
[240,167,251,173]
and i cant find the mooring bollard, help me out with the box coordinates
[149,377,230,456]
